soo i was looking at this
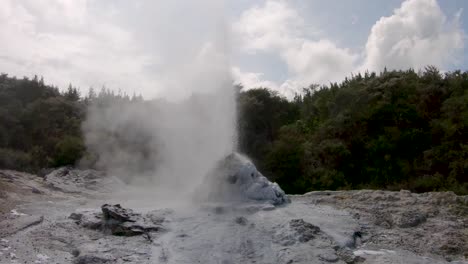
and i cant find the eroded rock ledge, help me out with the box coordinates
[70,204,165,237]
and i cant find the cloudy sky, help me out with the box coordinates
[0,0,466,98]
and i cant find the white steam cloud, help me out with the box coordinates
[82,1,237,200]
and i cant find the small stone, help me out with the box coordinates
[74,255,110,264]
[69,213,83,221]
[235,216,248,226]
[31,187,42,194]
[318,252,339,262]
[213,206,225,214]
[396,211,427,228]
[71,249,80,257]
[289,219,321,242]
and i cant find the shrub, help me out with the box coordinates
[52,136,85,167]
[0,148,31,171]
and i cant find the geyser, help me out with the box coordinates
[82,0,238,200]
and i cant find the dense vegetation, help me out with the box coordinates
[238,67,467,195]
[0,74,84,170]
[0,74,141,171]
[0,67,467,194]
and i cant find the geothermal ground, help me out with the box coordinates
[0,168,467,264]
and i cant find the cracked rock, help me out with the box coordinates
[71,204,164,237]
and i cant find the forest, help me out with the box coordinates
[0,67,467,194]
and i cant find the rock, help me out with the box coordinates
[435,229,467,256]
[318,252,339,262]
[289,219,321,243]
[74,255,111,264]
[336,248,364,264]
[395,211,427,228]
[3,166,467,263]
[80,214,102,230]
[274,219,321,246]
[344,231,363,248]
[71,249,80,257]
[73,204,164,237]
[197,153,290,206]
[69,213,83,221]
[101,204,162,236]
[43,168,122,194]
[373,212,394,228]
[235,216,248,226]
[31,187,42,194]
[101,204,135,222]
[213,206,225,214]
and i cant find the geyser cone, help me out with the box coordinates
[195,152,290,205]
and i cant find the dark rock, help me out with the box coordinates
[74,204,164,237]
[101,204,135,222]
[336,248,365,264]
[235,216,248,226]
[74,255,110,264]
[396,211,427,228]
[198,152,290,205]
[213,206,225,214]
[71,204,163,237]
[374,212,394,228]
[31,187,42,194]
[344,231,363,248]
[69,213,83,221]
[81,215,102,230]
[289,219,321,242]
[71,249,80,257]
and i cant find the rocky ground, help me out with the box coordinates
[0,168,467,264]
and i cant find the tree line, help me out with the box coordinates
[0,67,466,194]
[238,67,467,195]
[0,73,142,172]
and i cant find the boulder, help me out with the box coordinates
[395,211,427,228]
[71,204,164,237]
[197,153,290,205]
[273,219,321,246]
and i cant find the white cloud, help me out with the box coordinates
[0,0,230,99]
[233,0,465,97]
[362,0,464,71]
[231,67,279,89]
[0,0,154,96]
[282,40,357,86]
[233,0,356,96]
[0,0,465,99]
[233,0,304,52]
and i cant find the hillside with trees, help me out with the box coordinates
[0,74,84,170]
[0,67,467,194]
[238,67,467,195]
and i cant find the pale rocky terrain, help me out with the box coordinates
[0,168,467,264]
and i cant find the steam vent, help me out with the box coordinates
[200,153,290,205]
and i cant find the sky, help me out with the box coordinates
[0,0,466,98]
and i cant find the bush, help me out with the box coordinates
[52,136,85,167]
[0,148,31,171]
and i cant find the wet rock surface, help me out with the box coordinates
[198,153,290,205]
[72,204,165,237]
[0,168,467,263]
[302,190,468,262]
